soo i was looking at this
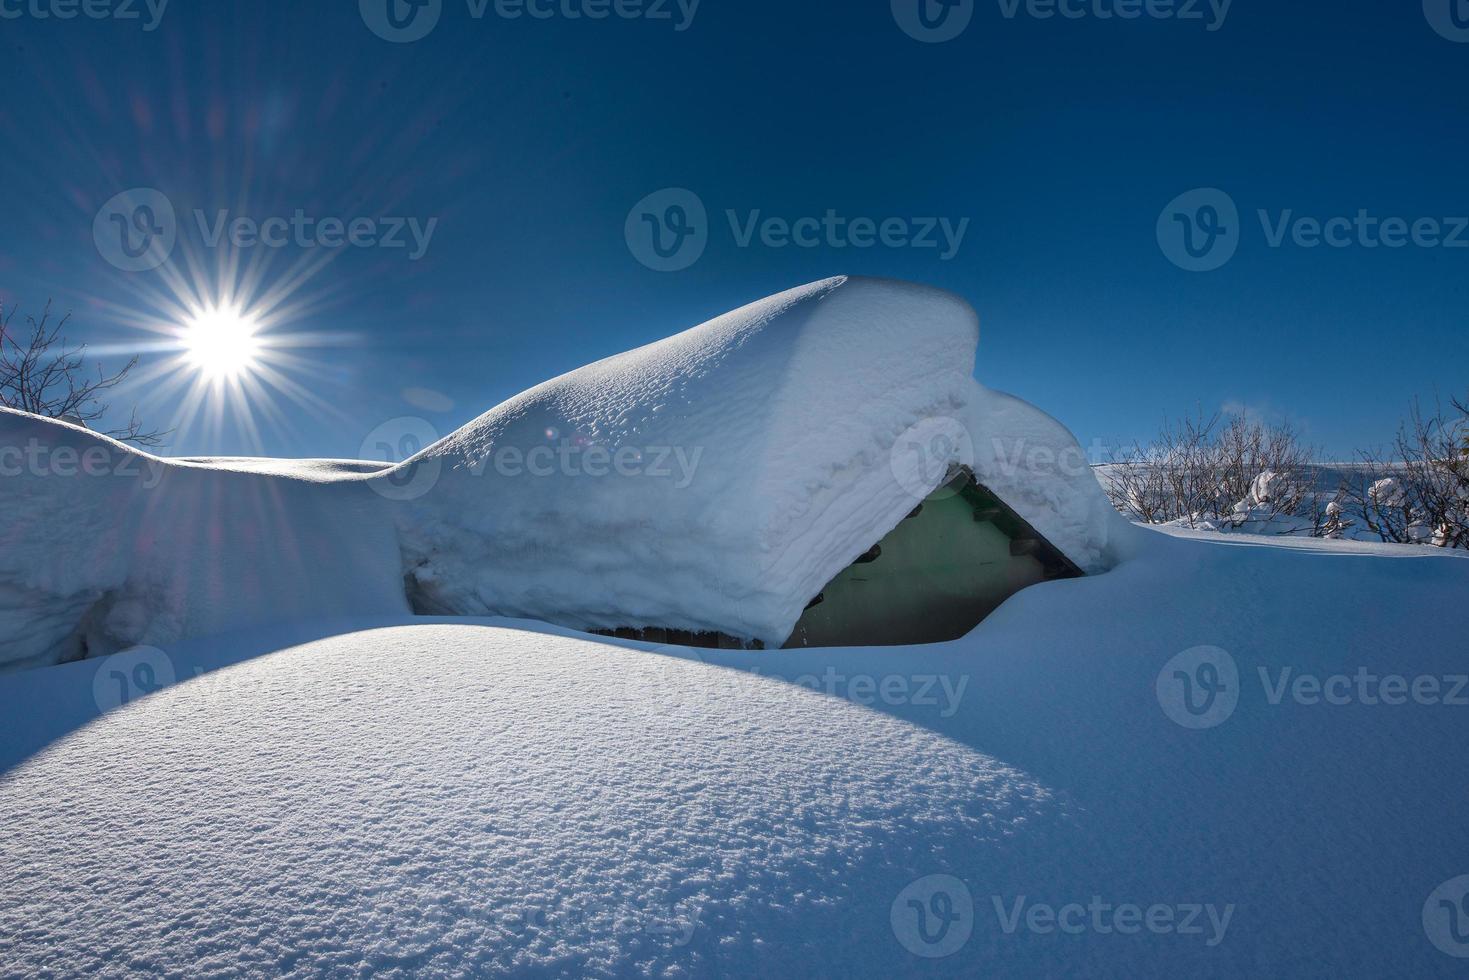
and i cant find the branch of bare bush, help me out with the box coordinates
[1107,399,1468,550]
[0,302,167,447]
[1343,398,1469,549]
[1103,410,1317,531]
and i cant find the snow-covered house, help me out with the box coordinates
[398,276,1124,648]
[0,276,1126,670]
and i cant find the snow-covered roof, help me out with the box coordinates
[397,276,1128,646]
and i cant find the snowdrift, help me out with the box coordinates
[1,276,1127,668]
[395,276,1130,646]
[2,531,1466,976]
[0,409,408,670]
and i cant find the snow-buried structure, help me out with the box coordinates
[0,416,409,671]
[396,276,1127,648]
[0,276,1127,670]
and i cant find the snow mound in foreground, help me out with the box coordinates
[2,531,1466,976]
[0,410,407,670]
[0,625,1070,977]
[396,276,1128,645]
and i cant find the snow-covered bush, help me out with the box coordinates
[1103,411,1316,531]
[1343,397,1469,550]
[1104,397,1469,551]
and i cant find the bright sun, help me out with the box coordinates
[182,306,261,380]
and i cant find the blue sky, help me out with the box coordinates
[1,0,1466,459]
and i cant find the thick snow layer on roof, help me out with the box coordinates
[1,532,1466,976]
[0,409,407,670]
[396,276,1130,645]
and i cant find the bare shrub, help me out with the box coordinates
[1343,397,1469,549]
[1105,410,1317,530]
[0,302,165,446]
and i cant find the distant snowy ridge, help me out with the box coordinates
[0,277,1128,669]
